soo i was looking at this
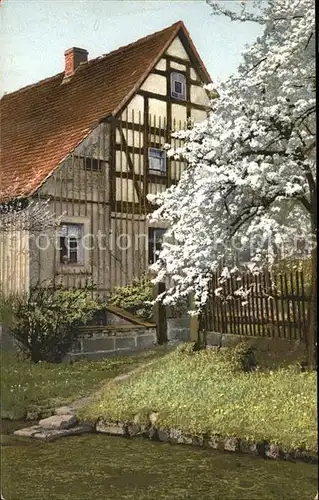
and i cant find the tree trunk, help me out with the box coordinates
[306,246,317,369]
[306,182,317,369]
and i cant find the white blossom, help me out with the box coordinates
[148,0,316,309]
[0,199,60,232]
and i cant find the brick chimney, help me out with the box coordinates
[64,47,88,78]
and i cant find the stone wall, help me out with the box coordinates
[165,317,306,358]
[66,327,157,361]
[167,317,190,342]
[0,323,157,361]
[205,331,306,355]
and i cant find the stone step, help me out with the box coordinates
[96,420,126,435]
[13,425,42,438]
[14,424,92,441]
[38,414,77,430]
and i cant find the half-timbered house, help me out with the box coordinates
[0,21,211,299]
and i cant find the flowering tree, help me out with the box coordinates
[0,184,60,316]
[148,0,316,363]
[0,178,59,233]
[0,198,58,233]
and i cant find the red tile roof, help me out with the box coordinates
[0,21,211,202]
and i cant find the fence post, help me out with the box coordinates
[189,295,200,343]
[153,282,167,345]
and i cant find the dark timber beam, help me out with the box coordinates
[115,119,167,137]
[137,89,208,111]
[117,128,148,207]
[152,68,202,87]
[114,170,168,183]
[109,117,116,203]
[163,54,192,66]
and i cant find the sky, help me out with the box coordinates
[0,0,263,96]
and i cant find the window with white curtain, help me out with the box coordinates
[59,223,84,264]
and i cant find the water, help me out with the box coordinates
[1,421,317,500]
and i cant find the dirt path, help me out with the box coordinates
[67,357,161,411]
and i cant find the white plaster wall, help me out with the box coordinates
[170,61,186,71]
[155,58,166,71]
[172,103,187,126]
[190,68,198,80]
[190,85,210,107]
[116,178,138,203]
[148,98,167,118]
[116,128,144,148]
[122,95,145,124]
[166,37,190,60]
[115,151,144,175]
[191,108,208,123]
[141,74,166,95]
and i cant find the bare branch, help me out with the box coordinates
[298,195,312,214]
[206,0,266,24]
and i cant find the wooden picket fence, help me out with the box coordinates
[201,269,310,340]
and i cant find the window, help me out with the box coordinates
[171,72,186,100]
[148,228,166,264]
[148,148,166,176]
[75,156,103,171]
[59,223,84,265]
[83,157,103,171]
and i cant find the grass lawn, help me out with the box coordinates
[2,433,318,500]
[79,344,317,453]
[0,346,169,419]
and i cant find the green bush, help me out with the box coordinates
[108,276,191,321]
[175,341,257,372]
[0,290,16,328]
[8,284,103,363]
[219,341,257,372]
[108,274,153,321]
